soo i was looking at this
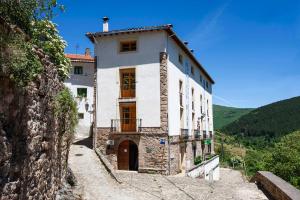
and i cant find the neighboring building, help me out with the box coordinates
[65,49,95,138]
[86,17,215,175]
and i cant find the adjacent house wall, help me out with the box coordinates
[65,61,94,137]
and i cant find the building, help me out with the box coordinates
[86,17,215,175]
[65,49,95,138]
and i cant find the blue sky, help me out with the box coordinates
[54,0,300,108]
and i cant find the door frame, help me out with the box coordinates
[120,103,136,132]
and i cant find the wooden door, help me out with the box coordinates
[120,103,136,132]
[120,68,135,98]
[118,140,129,170]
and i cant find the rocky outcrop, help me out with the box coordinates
[0,46,75,199]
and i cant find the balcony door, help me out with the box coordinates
[120,103,136,132]
[120,68,135,98]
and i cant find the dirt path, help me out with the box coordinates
[69,136,267,200]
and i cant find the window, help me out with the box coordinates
[200,95,203,113]
[120,68,135,98]
[120,40,137,52]
[74,66,83,74]
[193,144,197,160]
[191,88,195,110]
[178,54,183,64]
[191,66,194,75]
[192,113,195,131]
[180,108,184,128]
[207,100,209,117]
[78,113,84,119]
[179,80,183,106]
[77,88,87,98]
[206,81,209,89]
[200,74,203,82]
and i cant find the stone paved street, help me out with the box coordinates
[69,136,268,200]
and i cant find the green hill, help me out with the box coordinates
[213,105,254,130]
[221,96,300,147]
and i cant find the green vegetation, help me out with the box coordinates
[194,156,202,165]
[214,97,300,189]
[221,96,300,148]
[54,88,78,134]
[213,105,253,130]
[0,0,70,86]
[1,1,77,131]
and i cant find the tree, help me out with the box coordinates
[266,131,300,189]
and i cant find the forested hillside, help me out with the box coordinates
[213,105,254,129]
[221,96,300,148]
[215,96,300,189]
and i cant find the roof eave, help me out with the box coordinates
[85,27,215,84]
[166,28,215,84]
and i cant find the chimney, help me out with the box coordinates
[85,48,91,56]
[103,16,109,32]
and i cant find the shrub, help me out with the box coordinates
[54,87,78,134]
[194,156,202,165]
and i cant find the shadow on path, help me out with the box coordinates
[73,137,93,149]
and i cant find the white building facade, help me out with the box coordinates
[87,18,215,175]
[65,50,95,138]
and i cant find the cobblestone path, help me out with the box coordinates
[69,136,268,200]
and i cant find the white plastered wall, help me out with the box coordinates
[94,31,166,128]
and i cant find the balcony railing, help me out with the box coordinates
[180,129,189,141]
[194,130,201,140]
[111,118,142,133]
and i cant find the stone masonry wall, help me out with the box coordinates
[0,47,73,199]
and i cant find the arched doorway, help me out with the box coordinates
[118,140,138,171]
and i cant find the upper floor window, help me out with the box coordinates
[74,66,83,74]
[200,95,203,113]
[120,40,137,52]
[178,54,183,64]
[191,66,194,75]
[206,81,209,89]
[77,88,87,98]
[191,88,195,110]
[200,74,203,82]
[179,80,183,106]
[120,68,135,98]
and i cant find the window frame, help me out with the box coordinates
[74,66,83,75]
[78,113,84,119]
[119,40,137,53]
[77,88,87,98]
[178,54,183,65]
[191,66,194,75]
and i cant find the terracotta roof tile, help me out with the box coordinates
[65,54,94,62]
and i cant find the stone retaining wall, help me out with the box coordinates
[251,171,300,200]
[0,22,74,199]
